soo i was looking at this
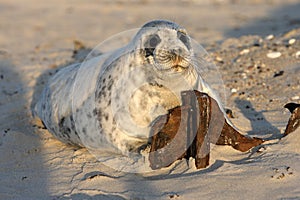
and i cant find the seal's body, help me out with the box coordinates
[34,20,222,155]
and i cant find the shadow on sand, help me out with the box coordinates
[0,53,49,198]
[234,98,282,140]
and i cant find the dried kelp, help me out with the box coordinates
[284,103,300,135]
[149,90,264,170]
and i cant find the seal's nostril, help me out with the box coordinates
[178,49,183,54]
[171,48,183,56]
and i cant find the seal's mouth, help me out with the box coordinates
[154,53,190,73]
[162,64,187,73]
[154,63,189,73]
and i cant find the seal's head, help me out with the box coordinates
[132,20,194,74]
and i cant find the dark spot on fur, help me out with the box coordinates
[108,90,112,97]
[111,125,116,131]
[70,115,75,129]
[93,108,98,116]
[100,90,106,98]
[149,82,163,88]
[58,117,72,139]
[97,109,102,118]
[58,115,80,140]
[59,117,65,126]
[107,79,114,91]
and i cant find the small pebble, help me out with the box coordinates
[267,52,281,59]
[273,70,284,77]
[231,88,237,93]
[266,34,274,40]
[241,73,247,79]
[288,38,296,45]
[295,51,300,58]
[215,56,223,62]
[239,49,250,55]
[247,65,255,70]
[291,96,300,100]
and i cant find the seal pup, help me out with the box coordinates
[34,20,225,156]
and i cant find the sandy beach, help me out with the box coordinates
[1,0,300,199]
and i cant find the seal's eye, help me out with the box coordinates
[177,31,190,49]
[148,34,161,48]
[145,34,161,57]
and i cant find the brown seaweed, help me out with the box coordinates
[149,90,264,170]
[284,103,300,135]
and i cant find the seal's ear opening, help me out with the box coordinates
[284,103,300,113]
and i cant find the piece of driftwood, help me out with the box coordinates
[284,103,300,135]
[149,90,264,170]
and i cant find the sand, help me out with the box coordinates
[1,0,300,199]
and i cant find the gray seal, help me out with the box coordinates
[34,20,223,156]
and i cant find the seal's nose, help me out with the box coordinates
[170,48,186,64]
[170,48,184,56]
